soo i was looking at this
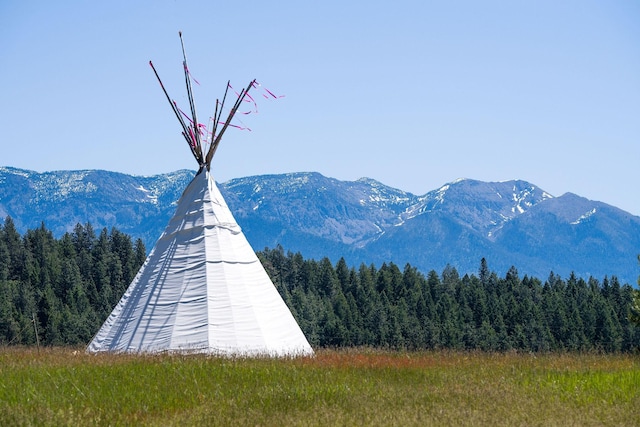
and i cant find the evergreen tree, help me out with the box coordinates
[2,217,25,281]
[630,255,640,327]
[0,217,638,351]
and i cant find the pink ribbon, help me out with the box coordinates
[183,63,200,85]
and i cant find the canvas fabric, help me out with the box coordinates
[87,170,313,356]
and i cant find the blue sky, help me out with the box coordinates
[1,1,639,215]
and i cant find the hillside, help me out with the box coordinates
[1,167,639,283]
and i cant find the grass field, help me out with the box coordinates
[0,347,638,426]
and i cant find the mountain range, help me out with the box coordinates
[1,166,639,284]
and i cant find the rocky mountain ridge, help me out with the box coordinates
[1,167,638,284]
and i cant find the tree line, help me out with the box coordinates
[259,247,639,352]
[0,218,638,351]
[0,218,146,346]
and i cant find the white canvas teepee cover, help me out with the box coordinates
[87,170,313,356]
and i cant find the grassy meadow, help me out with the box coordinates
[0,347,638,426]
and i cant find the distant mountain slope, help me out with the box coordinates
[492,193,640,281]
[0,167,194,245]
[222,172,418,247]
[1,167,638,284]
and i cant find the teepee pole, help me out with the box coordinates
[211,82,231,143]
[179,31,203,162]
[205,82,230,166]
[206,80,254,167]
[149,61,184,131]
[206,98,220,155]
[174,101,201,161]
[149,61,201,162]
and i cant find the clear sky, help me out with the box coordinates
[1,1,639,215]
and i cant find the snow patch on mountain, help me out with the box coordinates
[135,185,159,204]
[510,184,546,215]
[436,184,450,200]
[0,167,30,178]
[571,208,597,225]
[32,171,98,201]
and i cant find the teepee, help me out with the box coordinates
[87,33,313,356]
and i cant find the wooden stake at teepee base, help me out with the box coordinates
[32,312,40,353]
[86,33,313,357]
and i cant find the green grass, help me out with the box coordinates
[0,347,638,426]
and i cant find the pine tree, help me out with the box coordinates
[2,217,25,281]
[630,255,640,327]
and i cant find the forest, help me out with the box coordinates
[0,217,638,352]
